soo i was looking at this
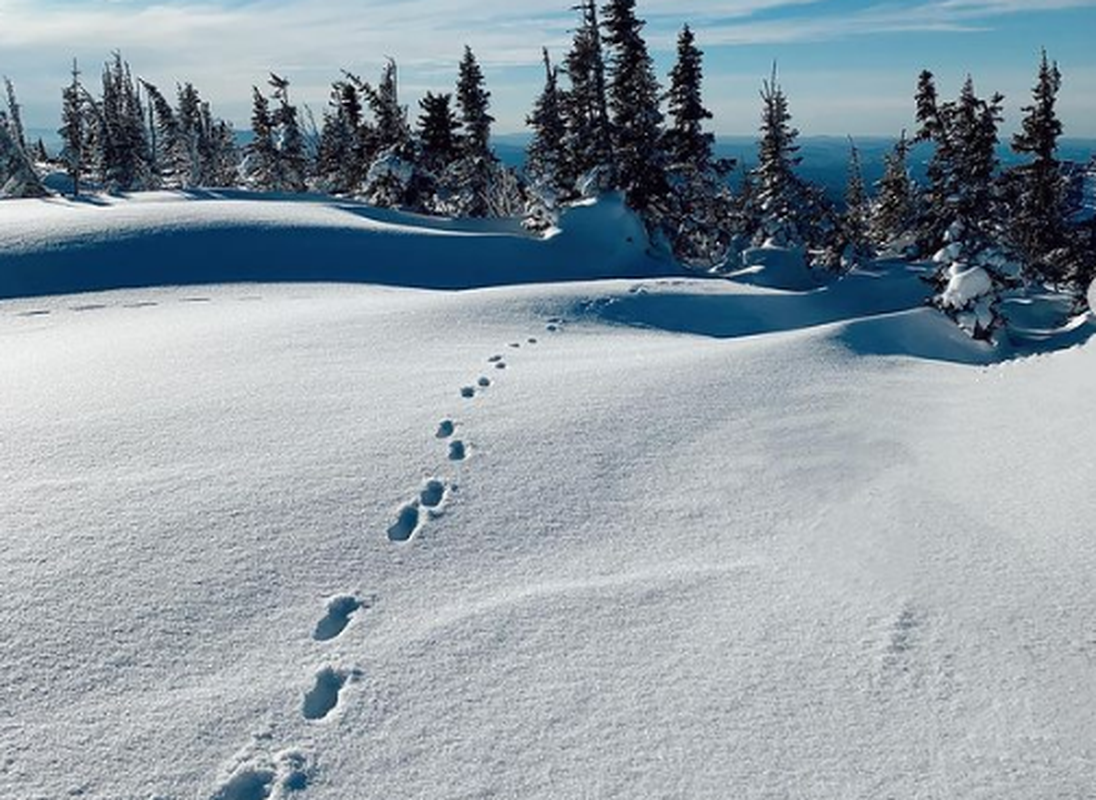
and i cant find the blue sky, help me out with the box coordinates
[2,0,1094,137]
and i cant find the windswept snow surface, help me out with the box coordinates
[0,191,664,298]
[2,199,1096,799]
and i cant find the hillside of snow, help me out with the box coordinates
[2,195,1095,799]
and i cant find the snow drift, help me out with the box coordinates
[0,191,667,299]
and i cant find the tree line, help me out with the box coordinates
[1,0,1093,331]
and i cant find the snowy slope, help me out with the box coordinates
[3,272,1096,799]
[0,191,663,299]
[2,198,1096,799]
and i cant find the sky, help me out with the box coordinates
[2,0,1095,139]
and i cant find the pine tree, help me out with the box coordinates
[842,137,870,264]
[365,59,413,157]
[316,82,359,194]
[1008,50,1069,284]
[661,24,733,266]
[93,53,150,192]
[447,45,498,217]
[601,0,667,215]
[0,118,46,198]
[33,138,48,163]
[268,74,307,192]
[245,86,278,190]
[870,131,916,252]
[4,77,27,153]
[526,48,569,198]
[418,91,461,173]
[59,59,86,197]
[561,0,612,188]
[752,64,803,245]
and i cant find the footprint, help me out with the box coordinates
[448,441,467,462]
[274,749,313,793]
[488,355,503,363]
[527,338,538,344]
[420,479,446,510]
[182,296,212,303]
[436,419,455,439]
[312,595,363,642]
[546,324,559,332]
[460,386,476,399]
[495,362,507,370]
[387,503,421,543]
[477,376,491,388]
[211,766,276,800]
[18,309,50,317]
[508,342,521,349]
[123,301,158,309]
[547,317,563,324]
[302,666,352,721]
[71,304,107,312]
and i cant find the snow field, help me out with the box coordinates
[2,273,1095,798]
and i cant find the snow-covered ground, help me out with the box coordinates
[1,195,1095,799]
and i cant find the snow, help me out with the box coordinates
[0,191,669,299]
[2,194,1096,799]
[939,263,993,309]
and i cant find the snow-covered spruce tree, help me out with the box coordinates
[524,48,569,229]
[0,114,46,198]
[561,0,612,192]
[4,77,27,153]
[92,53,151,192]
[661,24,734,267]
[841,137,871,266]
[752,64,803,246]
[33,138,49,163]
[141,81,181,187]
[918,75,1012,339]
[244,86,279,190]
[601,0,668,219]
[436,45,502,218]
[269,74,307,193]
[869,131,917,254]
[353,60,429,209]
[417,91,462,174]
[59,60,86,197]
[1006,50,1072,287]
[316,80,366,194]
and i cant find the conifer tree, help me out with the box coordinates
[245,86,278,190]
[752,64,803,245]
[526,48,569,199]
[561,0,612,188]
[418,91,461,173]
[0,118,46,198]
[365,59,413,157]
[317,80,366,193]
[661,24,732,266]
[1008,50,1069,284]
[269,74,307,192]
[870,131,916,252]
[842,137,870,264]
[33,138,48,163]
[4,77,27,153]
[601,0,667,215]
[445,45,498,217]
[93,53,150,192]
[59,59,86,197]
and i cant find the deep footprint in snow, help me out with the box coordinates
[436,419,455,439]
[312,595,363,642]
[546,324,559,332]
[488,355,503,363]
[508,342,521,349]
[477,376,491,388]
[460,386,476,399]
[495,361,507,370]
[527,338,538,344]
[211,767,276,800]
[387,503,421,543]
[448,441,467,462]
[420,479,447,509]
[302,666,351,721]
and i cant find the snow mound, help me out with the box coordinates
[0,191,669,299]
[731,243,818,290]
[939,264,993,310]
